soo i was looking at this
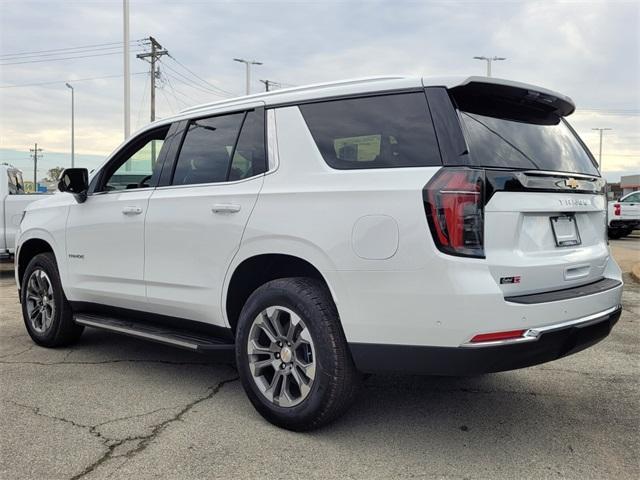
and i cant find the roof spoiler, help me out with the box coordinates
[449,77,575,117]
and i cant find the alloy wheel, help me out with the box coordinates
[247,306,316,407]
[25,269,55,334]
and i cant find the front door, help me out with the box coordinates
[65,126,171,309]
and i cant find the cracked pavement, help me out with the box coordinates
[1,240,639,479]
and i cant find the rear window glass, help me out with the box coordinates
[299,93,441,169]
[457,110,598,176]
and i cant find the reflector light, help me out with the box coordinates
[470,330,526,343]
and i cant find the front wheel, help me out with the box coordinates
[235,277,360,431]
[608,229,623,240]
[21,253,84,347]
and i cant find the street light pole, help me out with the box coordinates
[65,83,75,168]
[233,58,263,95]
[123,0,131,139]
[473,56,506,77]
[592,128,612,170]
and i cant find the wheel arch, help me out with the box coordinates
[17,237,57,288]
[224,252,340,334]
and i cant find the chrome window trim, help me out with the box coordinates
[460,304,621,348]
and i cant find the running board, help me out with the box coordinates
[74,314,234,352]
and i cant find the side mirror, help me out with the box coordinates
[58,168,89,203]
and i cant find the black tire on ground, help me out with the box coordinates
[235,277,361,431]
[620,229,633,237]
[608,229,623,240]
[21,252,84,347]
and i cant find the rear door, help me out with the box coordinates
[426,82,607,296]
[619,192,640,220]
[144,105,266,325]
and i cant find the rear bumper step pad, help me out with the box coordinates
[505,278,621,304]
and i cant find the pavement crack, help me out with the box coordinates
[68,376,239,480]
[0,344,35,359]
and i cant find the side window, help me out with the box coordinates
[101,126,170,192]
[172,113,244,186]
[299,93,441,169]
[621,192,640,202]
[7,171,18,194]
[229,109,266,181]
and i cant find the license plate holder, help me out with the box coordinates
[550,215,581,247]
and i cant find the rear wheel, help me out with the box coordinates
[235,277,360,431]
[21,253,83,347]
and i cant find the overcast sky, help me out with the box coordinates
[1,0,638,181]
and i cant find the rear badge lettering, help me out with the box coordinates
[500,276,521,284]
[68,254,85,260]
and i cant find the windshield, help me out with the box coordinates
[459,111,599,175]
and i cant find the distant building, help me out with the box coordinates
[607,182,622,200]
[620,174,640,196]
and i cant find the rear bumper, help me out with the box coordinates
[609,219,640,229]
[350,305,621,375]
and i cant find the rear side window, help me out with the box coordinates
[172,108,266,185]
[299,93,441,169]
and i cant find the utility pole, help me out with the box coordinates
[259,79,279,92]
[65,83,75,167]
[473,56,506,77]
[137,36,169,123]
[30,144,42,193]
[123,0,131,139]
[234,58,262,95]
[137,37,168,164]
[592,128,612,170]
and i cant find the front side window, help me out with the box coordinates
[621,192,640,202]
[299,93,441,169]
[7,170,24,194]
[101,126,170,191]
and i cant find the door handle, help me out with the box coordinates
[212,204,241,214]
[122,206,143,215]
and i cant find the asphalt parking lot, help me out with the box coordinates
[1,239,639,479]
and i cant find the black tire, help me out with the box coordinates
[621,229,633,237]
[235,277,360,431]
[21,253,83,347]
[608,229,623,239]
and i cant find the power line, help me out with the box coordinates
[0,40,144,58]
[0,43,145,61]
[167,54,234,96]
[158,60,230,97]
[0,72,147,89]
[0,50,145,66]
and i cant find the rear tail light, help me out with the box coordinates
[613,203,621,216]
[424,168,485,258]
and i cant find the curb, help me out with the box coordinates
[632,262,640,284]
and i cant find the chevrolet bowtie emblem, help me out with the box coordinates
[565,178,580,189]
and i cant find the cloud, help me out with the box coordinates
[1,0,638,181]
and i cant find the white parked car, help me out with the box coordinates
[15,76,623,430]
[1,163,49,261]
[607,191,640,239]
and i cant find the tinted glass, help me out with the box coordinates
[459,111,599,175]
[7,171,22,194]
[621,192,640,202]
[299,93,441,169]
[103,127,169,191]
[173,113,244,185]
[229,109,266,181]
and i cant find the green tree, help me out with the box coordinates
[45,166,64,183]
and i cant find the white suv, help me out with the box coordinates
[15,76,623,430]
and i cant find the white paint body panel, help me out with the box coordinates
[14,75,622,352]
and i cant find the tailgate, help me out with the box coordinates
[485,190,608,296]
